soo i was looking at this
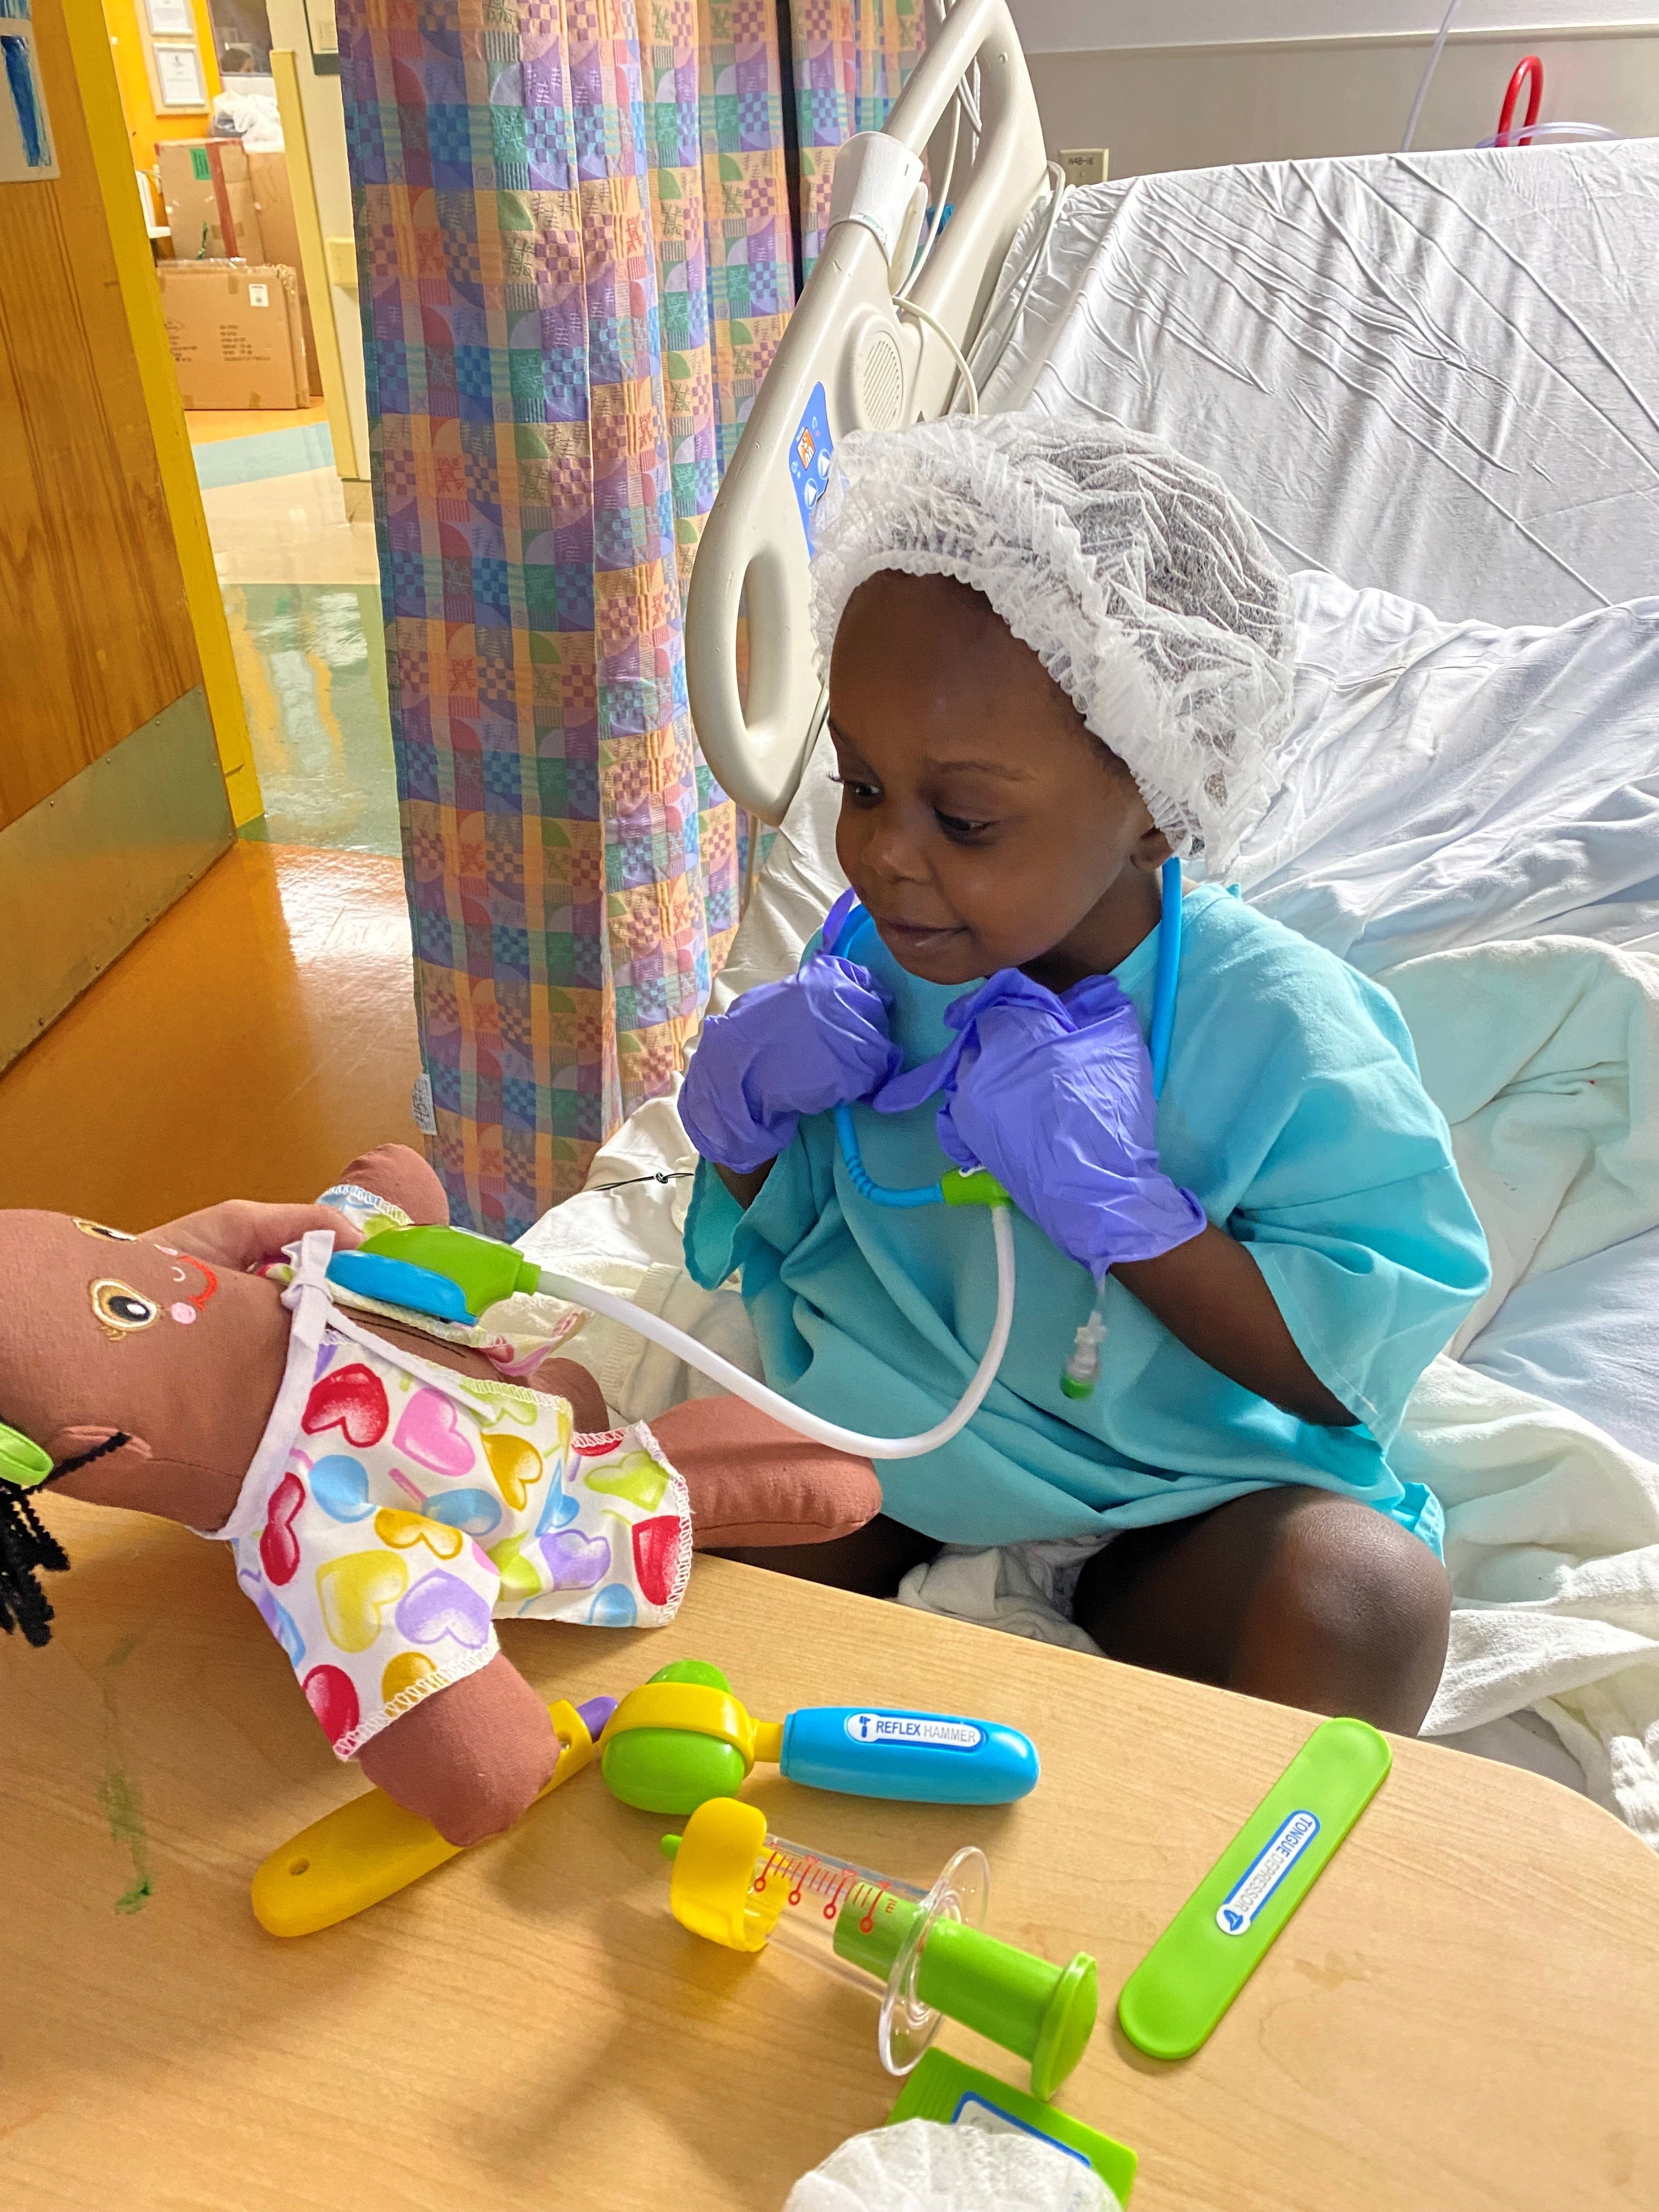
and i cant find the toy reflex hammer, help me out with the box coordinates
[602,1660,1040,1814]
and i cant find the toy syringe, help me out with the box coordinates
[661,1798,1097,2096]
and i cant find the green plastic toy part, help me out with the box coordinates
[356,1223,541,1319]
[0,1420,54,1489]
[940,1167,1011,1209]
[844,1902,1098,2102]
[886,2050,1138,2205]
[1116,1716,1392,2062]
[600,1661,766,1815]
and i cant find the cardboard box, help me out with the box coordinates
[246,149,322,398]
[159,261,307,410]
[158,139,265,263]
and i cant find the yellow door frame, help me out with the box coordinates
[61,4,265,829]
[271,47,360,483]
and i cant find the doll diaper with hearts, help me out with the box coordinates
[212,1234,691,1760]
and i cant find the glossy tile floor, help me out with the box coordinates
[0,844,421,1226]
[190,409,398,858]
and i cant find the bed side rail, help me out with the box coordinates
[685,0,1048,826]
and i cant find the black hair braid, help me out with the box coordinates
[0,1423,127,1647]
[0,1481,70,1647]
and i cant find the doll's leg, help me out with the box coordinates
[356,1650,560,1845]
[331,1143,449,1225]
[651,1397,888,1560]
[538,1358,608,1432]
[1072,1485,1451,1734]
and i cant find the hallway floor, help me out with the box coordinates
[0,844,420,1228]
[190,408,398,859]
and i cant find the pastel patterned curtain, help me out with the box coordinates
[789,0,926,275]
[338,0,919,1240]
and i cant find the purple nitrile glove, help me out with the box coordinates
[874,969,1205,1272]
[680,958,902,1173]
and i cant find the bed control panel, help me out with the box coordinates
[788,382,835,548]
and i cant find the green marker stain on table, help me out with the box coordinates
[98,1634,154,1915]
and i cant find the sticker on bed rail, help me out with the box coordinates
[1215,1810,1320,1934]
[788,383,834,547]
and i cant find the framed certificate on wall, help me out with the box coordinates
[153,41,206,108]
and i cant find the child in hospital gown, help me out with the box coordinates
[678,416,1490,1736]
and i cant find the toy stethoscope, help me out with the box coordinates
[331,862,1184,1457]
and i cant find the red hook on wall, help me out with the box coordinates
[1497,54,1544,146]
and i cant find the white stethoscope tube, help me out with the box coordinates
[540,864,1182,1463]
[533,1199,1015,1463]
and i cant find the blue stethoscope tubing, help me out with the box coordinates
[827,855,1184,1209]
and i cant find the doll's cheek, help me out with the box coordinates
[169,1304,198,1325]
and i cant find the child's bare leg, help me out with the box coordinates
[1071,1486,1450,1734]
[710,1515,941,1599]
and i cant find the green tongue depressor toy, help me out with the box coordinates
[1118,1715,1392,2061]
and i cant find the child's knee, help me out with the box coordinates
[1254,1494,1450,1722]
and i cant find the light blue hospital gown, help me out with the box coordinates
[684,886,1489,1556]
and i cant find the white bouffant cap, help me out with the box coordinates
[808,413,1296,879]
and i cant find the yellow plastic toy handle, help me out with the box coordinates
[251,1699,600,1938]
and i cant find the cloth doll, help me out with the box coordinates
[0,1146,881,1846]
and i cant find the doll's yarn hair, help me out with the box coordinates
[0,1421,122,1647]
[0,1479,69,1647]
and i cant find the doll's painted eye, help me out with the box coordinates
[91,1280,160,1335]
[75,1220,135,1242]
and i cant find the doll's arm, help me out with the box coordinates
[143,1200,362,1272]
[325,1143,450,1226]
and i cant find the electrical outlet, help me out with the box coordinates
[1059,146,1109,188]
[324,236,359,290]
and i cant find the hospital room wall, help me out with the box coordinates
[1023,22,1659,177]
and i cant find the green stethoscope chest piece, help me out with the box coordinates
[1118,1716,1392,2061]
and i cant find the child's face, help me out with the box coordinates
[828,571,1170,988]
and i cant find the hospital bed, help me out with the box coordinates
[525,3,1659,1810]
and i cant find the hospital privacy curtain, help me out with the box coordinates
[792,0,926,274]
[338,0,920,1239]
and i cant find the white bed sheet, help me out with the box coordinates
[982,144,1659,629]
[1464,1226,1659,1459]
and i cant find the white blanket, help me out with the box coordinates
[905,935,1659,1840]
[1380,935,1659,1348]
[982,146,1659,630]
[1400,1358,1659,1844]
